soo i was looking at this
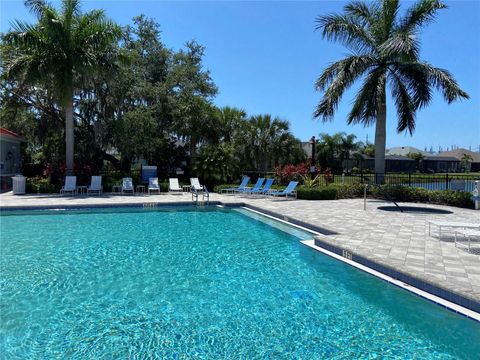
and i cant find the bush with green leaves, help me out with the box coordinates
[333,183,366,199]
[192,144,239,188]
[371,185,474,209]
[297,186,337,200]
[26,177,60,193]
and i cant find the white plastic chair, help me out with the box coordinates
[122,177,134,194]
[148,177,161,195]
[169,178,182,193]
[60,176,77,195]
[190,178,204,192]
[87,176,102,195]
[190,178,209,202]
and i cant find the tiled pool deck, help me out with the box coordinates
[1,191,479,315]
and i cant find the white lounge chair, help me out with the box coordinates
[190,177,209,201]
[148,177,161,195]
[122,177,134,194]
[428,220,480,238]
[190,177,204,191]
[169,178,182,193]
[60,176,77,195]
[454,229,480,252]
[87,176,102,195]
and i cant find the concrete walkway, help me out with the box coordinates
[1,191,479,312]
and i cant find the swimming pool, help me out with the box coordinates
[1,206,479,358]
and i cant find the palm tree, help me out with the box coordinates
[207,106,247,144]
[316,133,343,169]
[406,151,424,170]
[3,0,121,174]
[340,133,360,171]
[248,114,290,173]
[460,153,473,172]
[314,0,469,181]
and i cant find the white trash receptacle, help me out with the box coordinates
[12,175,26,195]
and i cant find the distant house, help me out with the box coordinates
[386,146,430,157]
[384,155,416,172]
[438,148,480,172]
[0,128,25,191]
[421,155,460,173]
[350,154,415,173]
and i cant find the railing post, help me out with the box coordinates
[408,172,411,186]
[445,173,449,190]
[364,184,368,211]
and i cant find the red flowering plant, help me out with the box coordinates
[273,162,310,185]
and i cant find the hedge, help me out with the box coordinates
[296,184,474,209]
[297,186,337,200]
[370,185,474,209]
[26,178,61,193]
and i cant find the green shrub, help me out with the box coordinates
[297,186,337,200]
[26,177,60,193]
[370,185,474,209]
[332,183,366,199]
[159,181,169,192]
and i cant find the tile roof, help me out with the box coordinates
[0,128,25,141]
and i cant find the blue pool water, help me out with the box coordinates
[1,206,479,359]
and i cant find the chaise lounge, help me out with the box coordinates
[268,181,298,199]
[122,177,134,194]
[169,178,183,193]
[148,177,161,195]
[221,176,250,194]
[60,176,77,195]
[87,176,103,195]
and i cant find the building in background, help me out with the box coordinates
[385,146,430,157]
[438,148,480,172]
[0,128,25,192]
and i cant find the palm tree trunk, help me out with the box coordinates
[65,88,74,175]
[374,90,386,183]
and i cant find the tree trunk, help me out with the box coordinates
[374,90,386,183]
[65,88,74,175]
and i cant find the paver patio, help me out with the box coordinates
[1,191,479,312]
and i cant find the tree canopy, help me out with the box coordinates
[1,9,305,184]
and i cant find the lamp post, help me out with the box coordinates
[309,136,316,180]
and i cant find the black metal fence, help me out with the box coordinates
[335,173,480,192]
[242,171,479,193]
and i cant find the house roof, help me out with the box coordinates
[353,154,414,161]
[423,155,460,162]
[385,155,415,161]
[0,128,25,142]
[386,146,430,156]
[438,148,480,163]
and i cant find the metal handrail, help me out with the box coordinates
[361,178,404,213]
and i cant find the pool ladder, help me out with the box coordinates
[191,188,210,206]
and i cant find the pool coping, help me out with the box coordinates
[1,200,479,321]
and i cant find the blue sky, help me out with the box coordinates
[1,0,479,151]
